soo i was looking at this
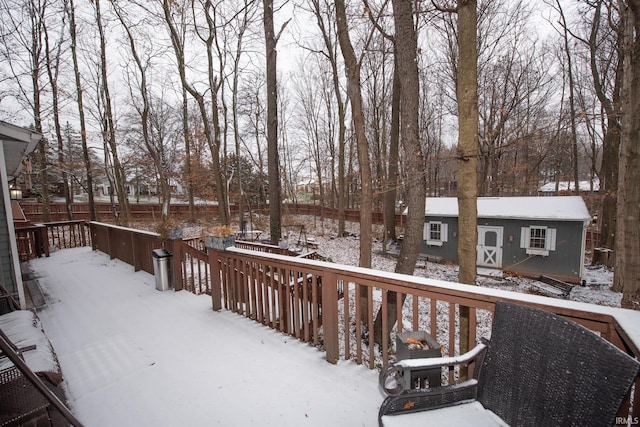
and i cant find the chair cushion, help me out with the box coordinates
[381,400,508,427]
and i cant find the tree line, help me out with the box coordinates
[1,0,638,309]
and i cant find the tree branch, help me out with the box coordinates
[275,18,291,44]
[431,0,457,14]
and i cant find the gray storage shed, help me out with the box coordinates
[417,196,592,283]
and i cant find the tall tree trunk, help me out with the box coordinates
[94,0,129,225]
[335,0,372,268]
[231,1,254,228]
[26,0,50,222]
[113,4,171,221]
[373,0,425,346]
[615,0,640,309]
[310,0,348,236]
[69,0,97,221]
[43,15,72,220]
[335,0,373,329]
[588,0,622,267]
[557,0,580,196]
[457,0,479,378]
[392,3,425,277]
[182,88,195,221]
[264,0,282,244]
[383,65,400,246]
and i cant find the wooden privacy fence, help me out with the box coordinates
[18,202,406,227]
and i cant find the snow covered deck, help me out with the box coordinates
[28,247,382,426]
[15,239,640,426]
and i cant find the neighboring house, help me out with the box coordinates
[417,196,592,283]
[538,179,600,195]
[0,121,41,308]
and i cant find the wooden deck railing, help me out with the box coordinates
[15,220,90,261]
[211,246,640,419]
[15,225,49,261]
[17,221,639,419]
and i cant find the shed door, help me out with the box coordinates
[477,226,503,268]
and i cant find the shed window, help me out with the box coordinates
[424,222,448,246]
[520,226,556,256]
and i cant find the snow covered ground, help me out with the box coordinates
[30,247,382,427]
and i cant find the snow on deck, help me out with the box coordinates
[0,310,58,373]
[30,247,381,427]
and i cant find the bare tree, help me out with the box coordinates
[228,0,259,226]
[307,0,349,234]
[264,0,289,243]
[92,0,130,224]
[43,1,73,219]
[335,0,373,268]
[113,2,173,221]
[615,0,640,309]
[576,0,623,266]
[238,71,268,206]
[556,0,581,196]
[162,0,230,225]
[371,0,426,346]
[0,0,51,219]
[195,0,232,225]
[67,0,97,220]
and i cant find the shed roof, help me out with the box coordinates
[0,120,41,178]
[422,196,592,222]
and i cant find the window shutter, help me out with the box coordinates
[520,227,529,248]
[423,222,429,241]
[441,223,448,242]
[546,228,557,251]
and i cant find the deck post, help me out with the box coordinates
[210,249,222,311]
[170,238,183,291]
[322,271,339,364]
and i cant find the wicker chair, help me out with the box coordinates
[378,302,640,427]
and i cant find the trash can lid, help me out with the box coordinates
[152,248,172,258]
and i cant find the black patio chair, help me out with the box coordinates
[378,301,640,427]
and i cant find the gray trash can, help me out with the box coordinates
[152,249,173,291]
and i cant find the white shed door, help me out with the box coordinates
[477,226,503,268]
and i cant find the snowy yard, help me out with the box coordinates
[283,217,621,308]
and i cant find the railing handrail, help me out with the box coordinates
[88,220,161,237]
[19,221,640,358]
[224,246,639,354]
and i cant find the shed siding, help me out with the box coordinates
[484,218,584,279]
[420,216,459,261]
[420,216,585,281]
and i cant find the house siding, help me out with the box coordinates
[0,183,16,293]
